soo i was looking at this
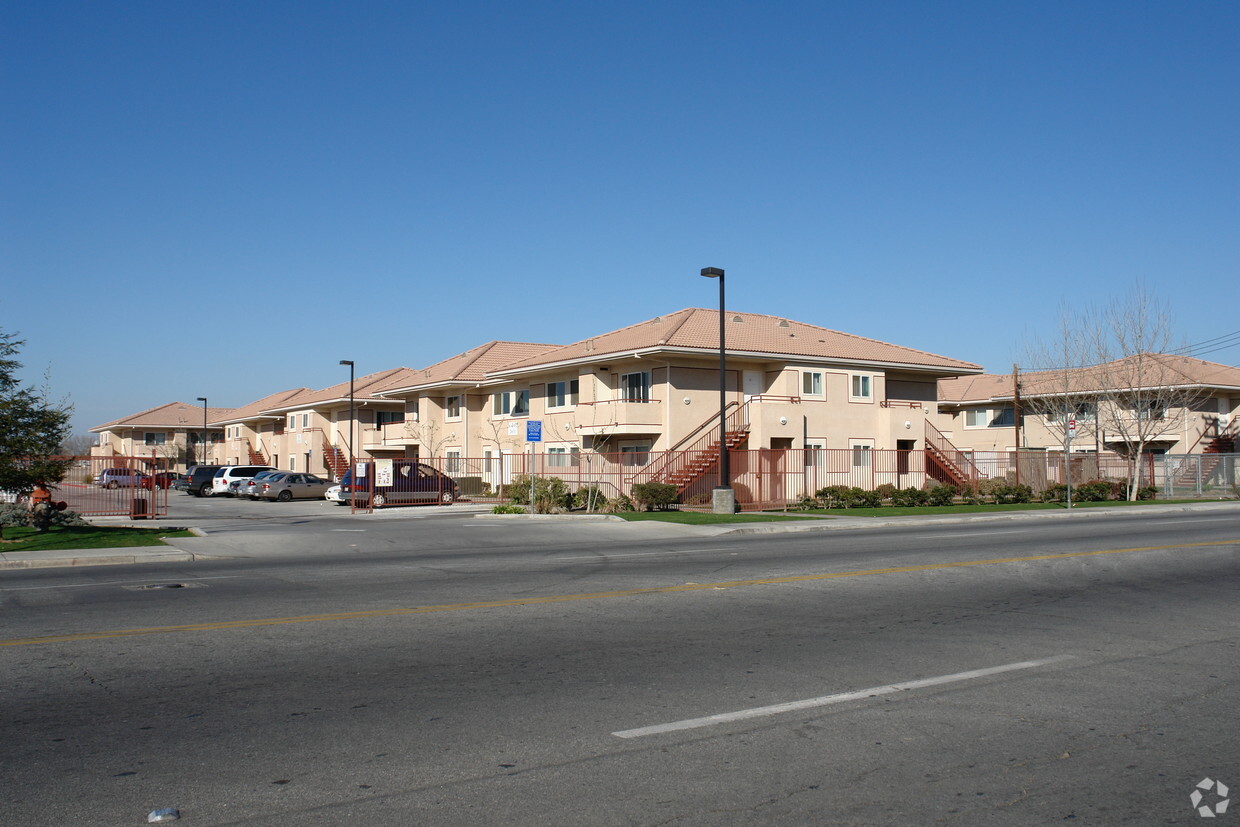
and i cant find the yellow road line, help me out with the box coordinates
[2,538,1235,648]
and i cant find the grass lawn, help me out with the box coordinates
[0,525,195,553]
[780,498,1225,518]
[609,498,1230,524]
[615,511,828,525]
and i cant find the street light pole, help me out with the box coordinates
[339,360,355,479]
[196,397,208,466]
[700,267,734,513]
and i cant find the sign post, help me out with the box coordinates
[526,421,542,511]
[1065,419,1076,509]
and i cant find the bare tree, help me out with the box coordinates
[1022,285,1203,500]
[57,432,97,456]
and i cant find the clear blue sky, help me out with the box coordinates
[3,1,1237,434]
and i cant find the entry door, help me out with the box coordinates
[743,370,763,401]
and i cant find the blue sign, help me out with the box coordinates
[526,420,542,442]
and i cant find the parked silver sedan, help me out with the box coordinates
[240,470,285,500]
[256,472,333,502]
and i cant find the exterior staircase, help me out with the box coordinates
[323,438,350,481]
[924,420,983,488]
[246,441,268,465]
[1173,422,1236,486]
[631,401,752,496]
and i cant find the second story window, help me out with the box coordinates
[851,375,872,400]
[802,371,824,397]
[445,395,461,420]
[376,410,404,427]
[619,371,651,402]
[547,380,579,408]
[492,389,530,417]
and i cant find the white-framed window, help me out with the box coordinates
[289,455,296,470]
[619,372,651,402]
[546,380,579,409]
[801,371,824,398]
[288,415,295,430]
[851,441,873,468]
[492,389,530,417]
[445,395,462,420]
[143,432,167,446]
[850,374,872,400]
[301,413,310,428]
[805,439,826,467]
[550,445,579,467]
[445,448,462,475]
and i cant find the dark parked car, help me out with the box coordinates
[344,460,458,507]
[176,465,224,496]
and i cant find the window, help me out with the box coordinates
[445,395,461,420]
[965,409,986,428]
[851,443,873,468]
[1049,402,1096,422]
[301,414,309,428]
[1134,400,1167,420]
[546,446,579,468]
[620,444,650,466]
[802,371,824,397]
[851,375,872,400]
[143,432,167,446]
[288,415,295,430]
[492,389,530,417]
[805,440,826,467]
[989,407,1015,427]
[289,455,296,470]
[445,449,462,475]
[376,410,404,427]
[546,380,579,408]
[619,372,651,402]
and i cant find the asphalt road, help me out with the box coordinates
[2,509,1238,825]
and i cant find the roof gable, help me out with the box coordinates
[493,308,980,374]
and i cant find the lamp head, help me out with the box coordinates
[700,267,724,279]
[339,360,354,367]
[197,397,207,403]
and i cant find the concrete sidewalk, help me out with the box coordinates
[2,500,1237,571]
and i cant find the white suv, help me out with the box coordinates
[211,465,275,496]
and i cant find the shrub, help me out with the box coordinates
[508,474,571,513]
[794,495,820,511]
[574,485,609,512]
[1137,485,1158,500]
[608,494,636,513]
[815,485,853,509]
[849,488,882,508]
[1042,484,1068,503]
[926,485,955,507]
[875,483,896,501]
[490,504,526,514]
[630,482,679,511]
[890,486,929,507]
[1074,480,1112,502]
[993,483,1033,504]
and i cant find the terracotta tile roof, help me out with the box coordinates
[265,367,413,408]
[214,388,314,424]
[374,341,560,394]
[493,308,980,374]
[91,401,236,431]
[938,354,1240,403]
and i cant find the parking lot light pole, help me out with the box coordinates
[339,361,355,478]
[196,397,208,466]
[700,267,734,514]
